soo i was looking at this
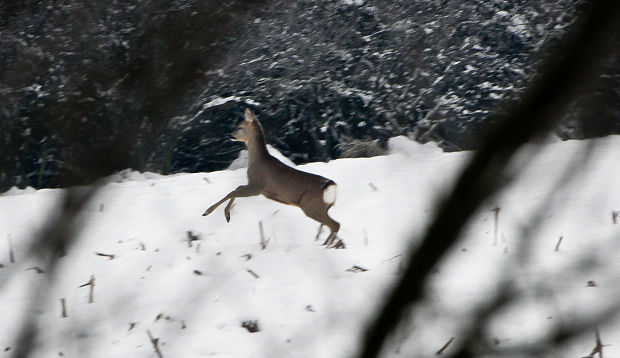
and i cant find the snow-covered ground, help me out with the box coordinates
[1,135,619,357]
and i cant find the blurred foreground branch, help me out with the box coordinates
[357,1,620,357]
[14,186,100,358]
[6,1,267,357]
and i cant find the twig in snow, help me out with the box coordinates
[381,255,402,264]
[203,177,210,183]
[25,267,44,274]
[60,298,67,318]
[8,235,14,263]
[247,269,260,279]
[612,210,618,224]
[147,330,164,358]
[369,183,378,192]
[258,221,269,250]
[346,265,369,273]
[79,275,95,303]
[241,320,260,333]
[492,207,501,246]
[95,252,115,260]
[587,328,606,358]
[186,231,200,247]
[436,337,454,355]
[554,236,563,252]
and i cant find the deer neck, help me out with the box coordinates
[246,124,270,164]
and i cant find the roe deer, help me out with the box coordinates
[202,108,344,248]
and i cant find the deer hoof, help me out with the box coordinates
[225,211,231,222]
[323,234,344,249]
[332,239,346,249]
[203,206,216,216]
[322,236,333,246]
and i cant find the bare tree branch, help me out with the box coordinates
[357,1,620,357]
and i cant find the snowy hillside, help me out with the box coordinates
[1,136,619,357]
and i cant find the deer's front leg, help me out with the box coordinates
[202,195,230,217]
[202,185,260,221]
[224,198,235,222]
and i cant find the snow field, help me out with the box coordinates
[1,135,619,357]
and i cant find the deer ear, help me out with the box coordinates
[244,108,256,122]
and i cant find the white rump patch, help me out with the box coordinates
[323,183,337,205]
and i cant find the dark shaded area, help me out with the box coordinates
[13,186,99,358]
[0,0,265,190]
[1,0,618,193]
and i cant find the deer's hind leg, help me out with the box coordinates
[321,208,343,248]
[314,224,324,241]
[299,201,343,249]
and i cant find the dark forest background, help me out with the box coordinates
[1,0,618,193]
